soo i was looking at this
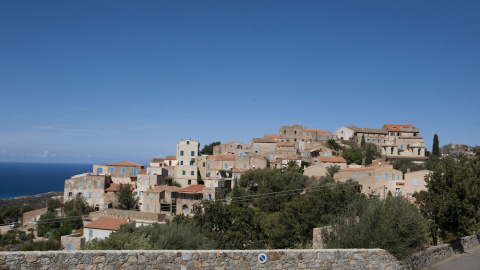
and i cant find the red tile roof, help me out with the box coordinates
[207,154,235,160]
[138,169,147,174]
[303,128,329,133]
[252,138,277,143]
[165,156,176,160]
[156,185,181,192]
[384,124,415,132]
[105,183,135,192]
[145,188,164,193]
[265,134,282,138]
[84,217,131,231]
[232,168,251,173]
[179,185,205,193]
[150,158,165,163]
[318,156,347,163]
[108,161,143,167]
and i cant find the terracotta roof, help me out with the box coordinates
[108,161,143,167]
[156,185,181,192]
[318,156,347,163]
[150,158,164,163]
[339,164,393,172]
[384,124,415,132]
[207,154,235,160]
[346,125,387,134]
[105,183,135,192]
[252,138,276,143]
[179,185,205,193]
[303,128,329,133]
[165,156,176,160]
[277,142,294,147]
[265,134,282,139]
[84,217,131,231]
[278,155,301,160]
[138,169,147,174]
[145,188,164,193]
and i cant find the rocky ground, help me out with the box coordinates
[0,192,63,208]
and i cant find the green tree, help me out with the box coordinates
[200,141,221,155]
[36,211,61,237]
[326,165,340,178]
[116,183,137,210]
[361,135,366,147]
[63,194,93,214]
[365,147,373,165]
[432,134,440,157]
[392,159,425,174]
[47,198,63,212]
[415,152,480,243]
[342,145,363,165]
[326,138,341,152]
[323,196,428,260]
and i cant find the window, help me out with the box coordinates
[190,161,194,165]
[133,169,137,176]
[97,192,101,198]
[140,191,143,196]
[138,178,141,183]
[88,181,92,188]
[270,155,273,160]
[392,174,395,180]
[240,153,243,157]
[180,161,184,165]
[353,173,356,178]
[243,164,247,169]
[400,145,404,149]
[146,204,150,210]
[186,141,190,145]
[148,169,151,175]
[89,230,93,237]
[97,168,103,174]
[413,178,419,186]
[182,170,186,175]
[110,168,114,173]
[145,179,149,185]
[270,145,274,150]
[191,151,195,156]
[191,171,194,175]
[203,162,205,167]
[225,163,228,170]
[307,132,309,136]
[188,180,191,185]
[150,194,153,199]
[291,146,294,149]
[319,135,322,139]
[207,163,210,168]
[97,182,101,188]
[377,174,380,179]
[256,145,259,150]
[360,173,363,179]
[180,151,184,156]
[327,136,330,139]
[385,174,388,180]
[122,168,126,174]
[246,153,249,157]
[312,135,314,139]
[68,192,73,197]
[88,192,91,198]
[78,182,82,187]
[325,153,329,157]
[66,244,72,251]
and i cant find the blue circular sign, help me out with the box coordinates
[258,253,267,264]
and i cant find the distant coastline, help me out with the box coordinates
[0,191,63,208]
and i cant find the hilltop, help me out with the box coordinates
[440,144,479,158]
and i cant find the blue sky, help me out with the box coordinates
[1,1,479,164]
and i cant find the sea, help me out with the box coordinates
[0,162,92,200]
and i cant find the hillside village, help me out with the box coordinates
[61,123,431,222]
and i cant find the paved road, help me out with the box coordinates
[425,245,480,270]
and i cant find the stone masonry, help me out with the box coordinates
[0,249,402,270]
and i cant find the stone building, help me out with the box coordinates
[176,185,205,215]
[313,156,347,169]
[213,141,251,155]
[105,161,144,177]
[403,169,432,198]
[279,124,332,145]
[335,164,404,198]
[174,140,200,187]
[64,173,110,211]
[143,185,181,214]
[251,138,277,160]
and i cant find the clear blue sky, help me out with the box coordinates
[1,1,479,164]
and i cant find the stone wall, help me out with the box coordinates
[401,233,480,270]
[88,209,167,222]
[0,249,402,270]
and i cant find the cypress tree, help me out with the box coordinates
[361,135,366,147]
[432,134,440,157]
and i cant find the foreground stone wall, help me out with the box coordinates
[0,249,401,270]
[401,233,480,270]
